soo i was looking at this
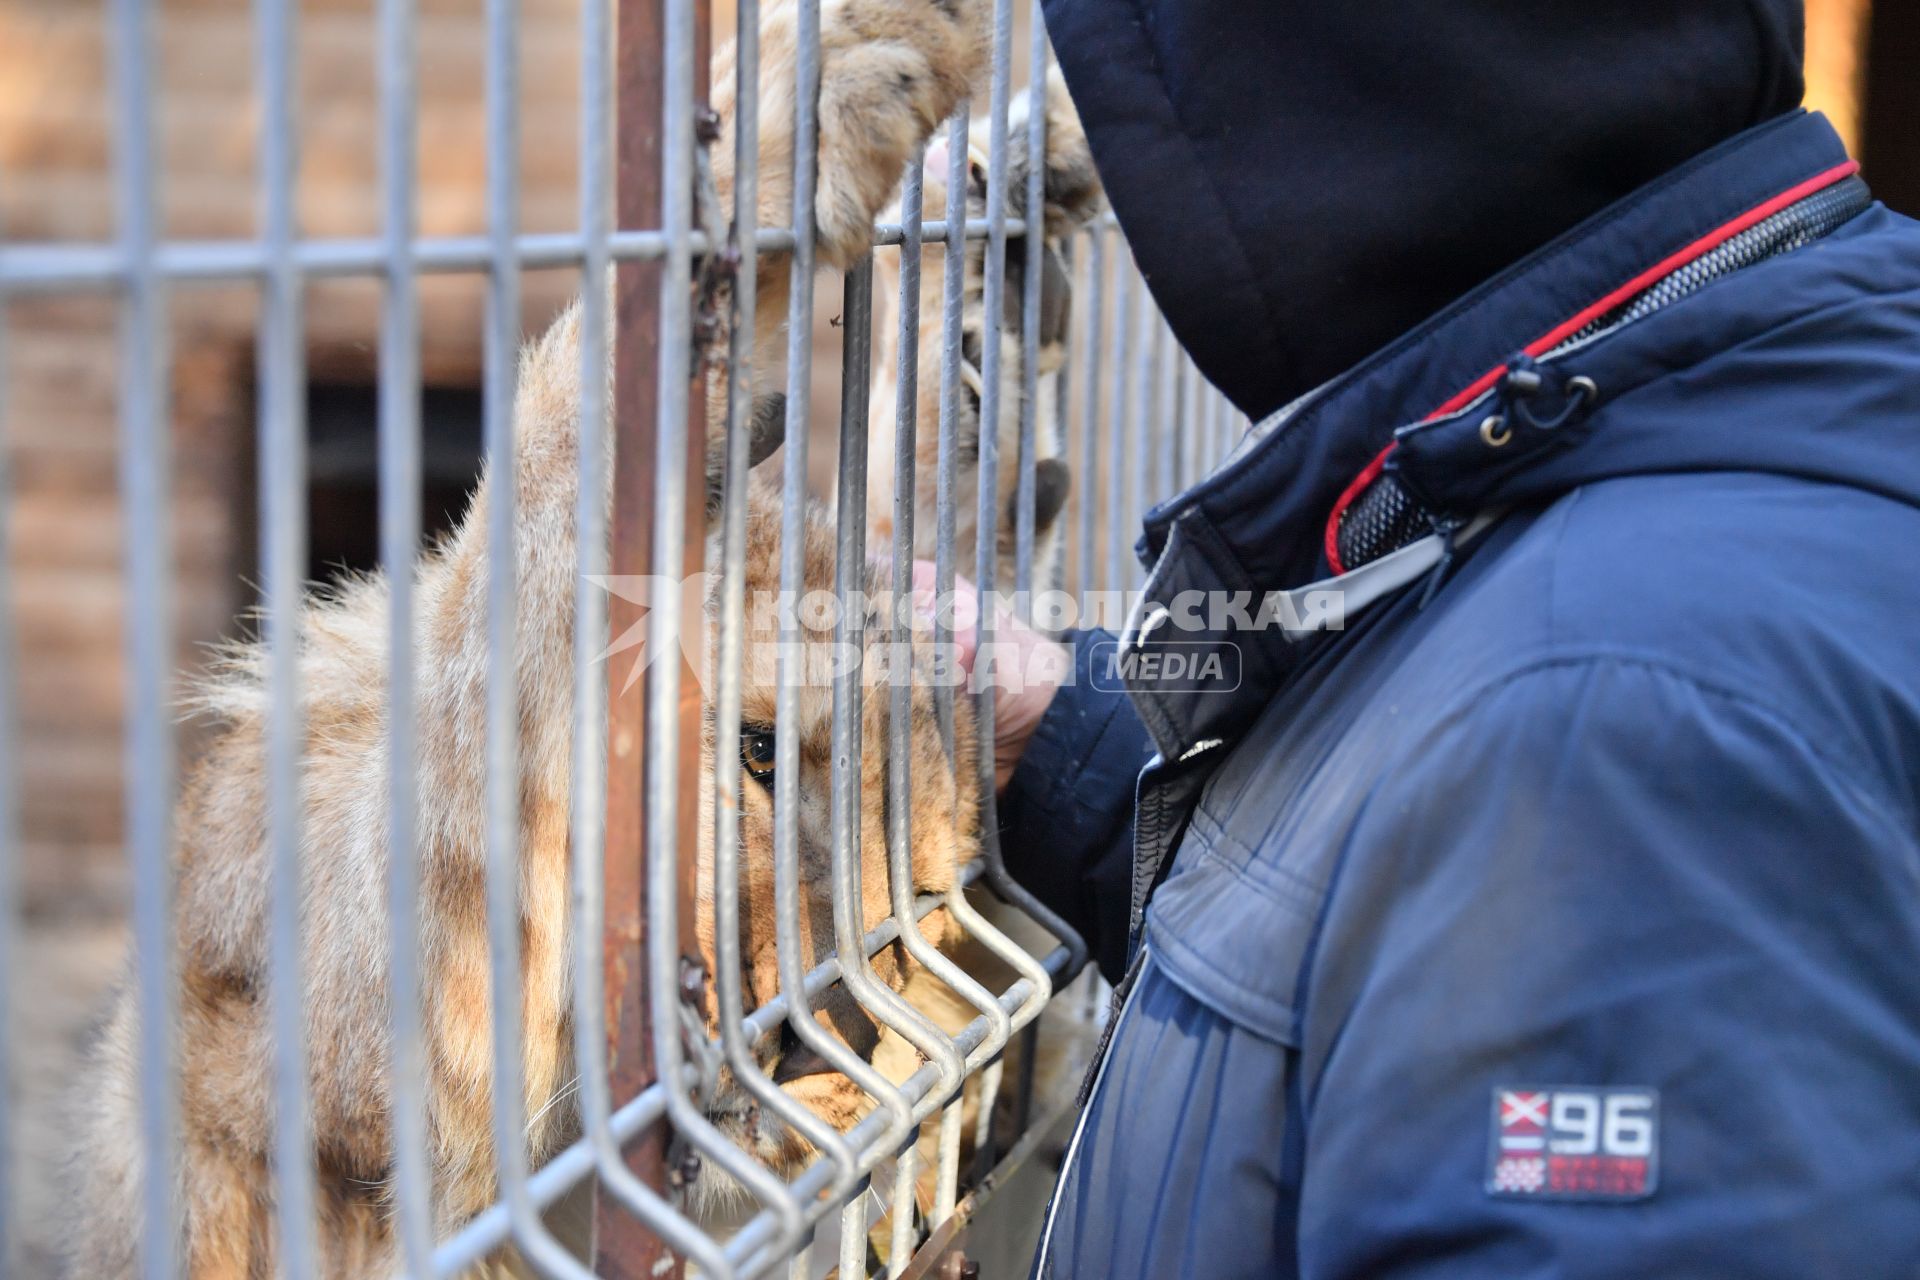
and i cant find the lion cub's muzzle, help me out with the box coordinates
[767,993,883,1084]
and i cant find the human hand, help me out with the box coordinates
[910,562,1070,791]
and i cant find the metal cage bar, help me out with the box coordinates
[830,254,957,1140]
[1104,247,1133,594]
[0,222,1015,295]
[1073,228,1105,598]
[638,0,766,1266]
[971,0,1088,1002]
[698,10,847,1273]
[886,147,1013,1086]
[995,11,1063,1167]
[600,0,681,1266]
[476,0,593,1272]
[432,860,1006,1274]
[770,0,902,1227]
[1127,281,1156,573]
[1011,22,1049,611]
[0,133,15,1280]
[376,0,437,1270]
[255,0,321,1270]
[1153,315,1176,512]
[107,0,182,1273]
[2,0,1202,1273]
[931,100,970,826]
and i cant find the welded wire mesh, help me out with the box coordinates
[0,0,1253,1276]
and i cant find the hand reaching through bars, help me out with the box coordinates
[912,561,1070,791]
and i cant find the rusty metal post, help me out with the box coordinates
[600,0,710,1272]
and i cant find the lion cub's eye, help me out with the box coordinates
[740,728,777,786]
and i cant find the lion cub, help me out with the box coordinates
[62,0,1016,1273]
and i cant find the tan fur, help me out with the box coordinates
[64,1,1103,1272]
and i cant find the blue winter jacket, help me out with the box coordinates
[999,109,1920,1277]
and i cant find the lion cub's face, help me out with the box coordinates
[693,480,981,1189]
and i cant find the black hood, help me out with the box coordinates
[1042,0,1806,418]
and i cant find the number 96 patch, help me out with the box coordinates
[1487,1086,1658,1201]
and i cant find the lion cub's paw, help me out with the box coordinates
[811,0,991,266]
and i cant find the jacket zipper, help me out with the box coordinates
[1033,946,1151,1279]
[1338,175,1874,576]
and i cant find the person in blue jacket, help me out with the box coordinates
[980,1,1920,1275]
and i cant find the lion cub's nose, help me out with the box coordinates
[771,1021,838,1084]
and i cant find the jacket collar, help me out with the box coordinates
[1120,110,1920,762]
[1140,110,1859,589]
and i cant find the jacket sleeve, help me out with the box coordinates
[1298,656,1920,1278]
[998,628,1158,983]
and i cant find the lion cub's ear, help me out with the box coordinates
[703,391,788,518]
[954,67,1102,242]
[1007,457,1072,541]
[996,68,1104,349]
[1008,67,1105,240]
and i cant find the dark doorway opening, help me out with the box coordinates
[302,382,485,583]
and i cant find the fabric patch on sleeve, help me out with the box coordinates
[1487,1086,1658,1202]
